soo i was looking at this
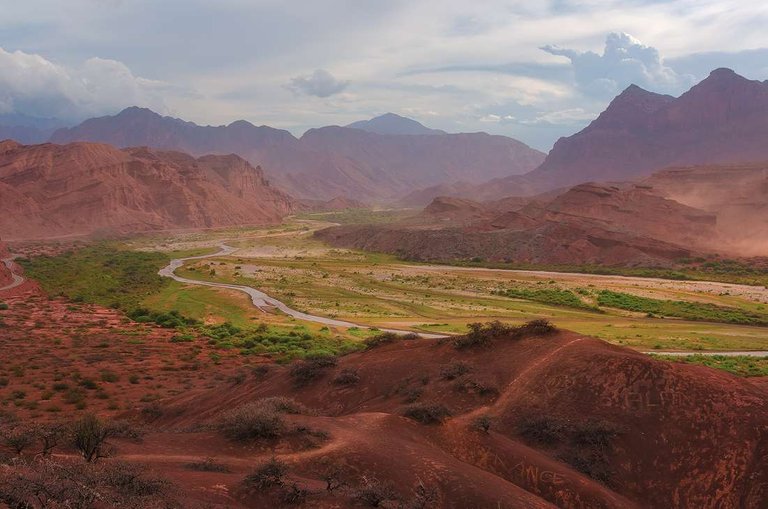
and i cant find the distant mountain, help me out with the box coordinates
[346,113,446,135]
[525,68,768,191]
[0,125,53,144]
[0,113,68,144]
[51,107,545,202]
[51,107,298,157]
[0,140,293,240]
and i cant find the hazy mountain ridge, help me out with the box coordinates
[48,109,545,201]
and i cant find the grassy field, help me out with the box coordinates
[652,354,768,377]
[18,220,768,365]
[151,221,768,353]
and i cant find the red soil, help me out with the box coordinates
[0,285,251,422]
[107,330,766,508]
[2,278,766,507]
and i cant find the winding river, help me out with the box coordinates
[0,257,24,292]
[157,244,768,355]
[158,244,446,338]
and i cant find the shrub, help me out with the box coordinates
[351,476,398,507]
[106,422,143,442]
[451,377,498,396]
[453,319,556,349]
[0,459,176,507]
[219,403,286,442]
[439,362,470,380]
[514,319,557,337]
[1,426,35,455]
[516,415,568,446]
[35,423,67,456]
[280,482,309,504]
[102,461,170,497]
[289,355,337,386]
[516,414,620,484]
[185,457,231,473]
[258,396,311,415]
[471,415,493,433]
[243,457,288,490]
[333,368,360,386]
[403,403,451,425]
[453,321,513,349]
[363,332,399,349]
[71,414,113,462]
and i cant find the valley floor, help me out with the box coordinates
[127,219,768,355]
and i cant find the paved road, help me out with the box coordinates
[0,258,24,292]
[158,244,446,338]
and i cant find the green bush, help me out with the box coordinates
[499,287,595,310]
[597,290,768,325]
[19,245,170,311]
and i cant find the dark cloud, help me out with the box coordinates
[287,69,349,98]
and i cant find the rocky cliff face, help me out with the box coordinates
[0,141,294,240]
[525,68,768,191]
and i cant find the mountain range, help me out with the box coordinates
[402,68,768,204]
[49,109,545,201]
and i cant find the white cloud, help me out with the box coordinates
[542,32,696,98]
[287,69,350,98]
[2,1,768,149]
[0,47,170,120]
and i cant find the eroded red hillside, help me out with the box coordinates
[119,326,768,508]
[0,140,294,240]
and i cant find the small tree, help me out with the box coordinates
[36,423,67,456]
[72,414,112,462]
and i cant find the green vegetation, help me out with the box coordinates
[596,290,768,326]
[498,286,597,310]
[448,257,768,288]
[654,354,768,377]
[200,322,359,360]
[453,319,557,349]
[19,245,170,311]
[296,208,416,225]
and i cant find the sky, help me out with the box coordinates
[1,0,768,150]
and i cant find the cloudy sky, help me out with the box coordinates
[2,0,768,150]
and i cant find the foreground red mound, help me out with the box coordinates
[107,326,766,508]
[0,140,294,240]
